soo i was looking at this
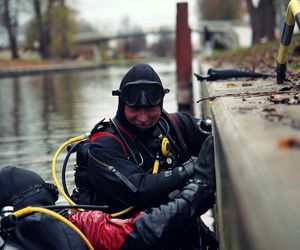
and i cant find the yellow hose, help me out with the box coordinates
[110,206,134,217]
[52,133,133,217]
[14,206,94,250]
[52,134,89,207]
[53,134,160,218]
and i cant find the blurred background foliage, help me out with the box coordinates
[0,0,293,62]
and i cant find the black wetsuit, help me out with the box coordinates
[71,62,216,249]
[73,111,208,213]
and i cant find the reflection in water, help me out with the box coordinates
[12,78,21,137]
[0,62,179,188]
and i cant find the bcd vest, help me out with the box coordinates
[71,111,190,207]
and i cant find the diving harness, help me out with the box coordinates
[59,117,174,218]
[52,114,212,218]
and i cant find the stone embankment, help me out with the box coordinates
[0,62,102,78]
[199,73,300,250]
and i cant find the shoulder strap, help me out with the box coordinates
[90,118,107,135]
[89,118,128,156]
[110,118,139,164]
[90,131,127,156]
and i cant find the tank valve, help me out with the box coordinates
[0,206,17,237]
[198,117,212,134]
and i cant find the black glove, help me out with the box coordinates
[181,135,215,189]
[195,135,215,189]
[181,156,198,178]
[178,180,215,217]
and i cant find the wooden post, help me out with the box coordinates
[175,2,194,115]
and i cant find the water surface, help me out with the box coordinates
[0,61,180,194]
[0,60,214,227]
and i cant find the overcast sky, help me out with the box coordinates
[70,0,197,33]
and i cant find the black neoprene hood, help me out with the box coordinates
[115,63,166,131]
[119,63,162,89]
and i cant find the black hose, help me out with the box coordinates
[159,116,170,137]
[42,204,110,211]
[62,141,83,198]
[110,118,138,164]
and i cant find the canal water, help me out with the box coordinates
[0,59,203,202]
[0,59,214,228]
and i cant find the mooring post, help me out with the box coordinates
[176,2,194,115]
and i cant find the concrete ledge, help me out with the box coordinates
[0,62,104,78]
[204,79,300,249]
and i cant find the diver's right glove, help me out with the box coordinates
[195,135,216,190]
[181,135,216,190]
[177,179,215,217]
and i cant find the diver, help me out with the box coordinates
[0,166,85,250]
[71,63,216,249]
[0,165,217,250]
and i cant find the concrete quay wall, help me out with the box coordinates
[0,62,102,78]
[201,78,300,250]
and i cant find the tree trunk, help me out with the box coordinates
[59,0,70,58]
[44,0,53,58]
[3,0,19,59]
[33,0,46,58]
[262,0,276,40]
[32,0,53,59]
[245,0,276,44]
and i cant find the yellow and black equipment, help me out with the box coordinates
[277,0,300,83]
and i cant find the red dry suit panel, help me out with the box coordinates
[69,211,143,250]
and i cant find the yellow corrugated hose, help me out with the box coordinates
[52,134,162,218]
[52,134,89,208]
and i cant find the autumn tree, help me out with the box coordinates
[150,28,174,57]
[50,1,76,58]
[123,34,146,58]
[197,0,243,20]
[26,0,76,59]
[32,0,53,59]
[76,19,98,34]
[0,0,20,59]
[245,0,276,44]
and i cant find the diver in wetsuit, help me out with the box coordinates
[0,166,85,250]
[72,63,216,249]
[0,165,216,250]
